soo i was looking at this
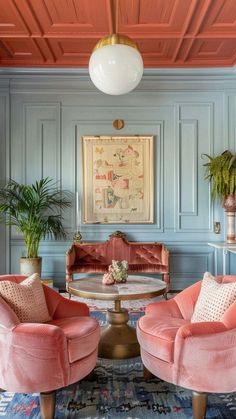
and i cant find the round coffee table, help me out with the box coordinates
[68,275,166,359]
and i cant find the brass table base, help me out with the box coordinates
[98,307,140,359]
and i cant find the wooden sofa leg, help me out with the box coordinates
[40,390,56,419]
[192,391,208,419]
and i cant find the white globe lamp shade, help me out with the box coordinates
[89,34,143,95]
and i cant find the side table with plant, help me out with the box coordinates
[0,177,72,275]
[202,150,236,242]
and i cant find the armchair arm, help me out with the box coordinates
[13,322,66,349]
[174,281,202,320]
[43,285,89,319]
[145,298,183,318]
[221,299,236,329]
[174,321,232,379]
[0,296,20,330]
[53,295,89,319]
[177,321,227,339]
[4,322,69,392]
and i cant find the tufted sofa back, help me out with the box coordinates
[66,236,170,289]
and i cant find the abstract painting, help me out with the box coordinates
[82,136,154,224]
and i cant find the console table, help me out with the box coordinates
[208,242,236,275]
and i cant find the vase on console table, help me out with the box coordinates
[223,194,236,243]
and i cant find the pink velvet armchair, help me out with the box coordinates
[0,275,100,419]
[137,275,236,419]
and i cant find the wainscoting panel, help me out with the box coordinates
[23,103,60,183]
[0,73,234,287]
[61,105,173,238]
[0,93,9,274]
[10,239,215,291]
[175,103,214,232]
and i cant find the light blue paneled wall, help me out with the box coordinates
[0,69,236,289]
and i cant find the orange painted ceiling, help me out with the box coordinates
[0,0,236,68]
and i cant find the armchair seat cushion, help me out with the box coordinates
[48,316,100,363]
[138,315,188,363]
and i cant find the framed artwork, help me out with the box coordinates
[82,136,154,224]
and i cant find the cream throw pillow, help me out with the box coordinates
[191,272,236,323]
[0,273,51,323]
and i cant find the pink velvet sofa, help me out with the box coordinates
[0,275,100,419]
[66,233,170,290]
[137,275,236,419]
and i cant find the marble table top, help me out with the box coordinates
[68,275,166,301]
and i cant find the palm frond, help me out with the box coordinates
[0,178,72,258]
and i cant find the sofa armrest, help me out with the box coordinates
[161,245,169,270]
[66,245,76,280]
[0,296,20,330]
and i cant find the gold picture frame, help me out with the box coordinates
[82,136,154,224]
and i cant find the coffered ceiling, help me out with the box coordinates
[0,0,236,69]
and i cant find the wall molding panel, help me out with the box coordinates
[178,119,198,216]
[0,93,9,274]
[0,72,235,288]
[175,102,214,233]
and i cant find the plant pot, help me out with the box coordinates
[20,257,42,276]
[223,195,236,243]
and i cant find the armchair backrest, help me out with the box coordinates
[174,275,236,321]
[0,275,26,284]
[0,274,61,321]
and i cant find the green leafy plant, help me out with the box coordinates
[0,178,72,258]
[202,150,236,203]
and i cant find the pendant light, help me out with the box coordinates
[89,0,143,95]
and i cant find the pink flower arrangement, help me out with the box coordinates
[102,273,115,285]
[102,260,129,285]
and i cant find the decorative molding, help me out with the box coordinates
[72,117,164,233]
[178,119,198,216]
[175,102,214,232]
[0,72,235,95]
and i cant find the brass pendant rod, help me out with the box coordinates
[115,0,119,35]
[109,0,116,35]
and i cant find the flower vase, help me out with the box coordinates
[109,260,129,284]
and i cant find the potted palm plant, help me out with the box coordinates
[202,150,236,242]
[0,177,72,275]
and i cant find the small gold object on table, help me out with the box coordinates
[73,231,82,242]
[68,275,166,359]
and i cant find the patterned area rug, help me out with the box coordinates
[1,312,236,418]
